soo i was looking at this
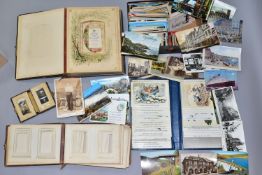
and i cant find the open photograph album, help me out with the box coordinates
[15,7,123,80]
[5,124,131,168]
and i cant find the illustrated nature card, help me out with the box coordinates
[140,150,181,175]
[121,32,161,60]
[66,7,123,75]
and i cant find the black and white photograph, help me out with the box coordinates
[212,87,241,122]
[183,53,205,73]
[213,19,243,45]
[127,56,151,78]
[11,91,37,122]
[18,99,31,115]
[222,121,247,152]
[36,88,49,104]
[204,45,241,71]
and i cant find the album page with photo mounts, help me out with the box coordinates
[5,124,62,166]
[181,80,223,149]
[64,124,121,164]
[131,80,172,149]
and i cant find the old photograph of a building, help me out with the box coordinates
[176,23,220,52]
[207,0,236,22]
[128,56,151,78]
[214,19,243,45]
[180,152,218,175]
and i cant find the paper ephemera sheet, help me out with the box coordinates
[131,80,172,149]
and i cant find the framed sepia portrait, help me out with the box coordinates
[11,92,37,122]
[30,82,55,112]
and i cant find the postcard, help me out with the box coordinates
[141,150,180,175]
[129,20,168,32]
[183,52,205,73]
[213,19,243,45]
[204,45,242,71]
[176,23,220,52]
[180,151,218,175]
[169,12,202,32]
[131,80,172,149]
[212,87,241,122]
[77,91,111,122]
[216,151,249,174]
[181,80,222,149]
[128,1,171,19]
[127,56,151,78]
[90,76,129,94]
[121,32,161,60]
[54,78,85,118]
[150,53,186,81]
[204,70,237,90]
[173,0,214,19]
[222,121,247,152]
[208,0,236,22]
[89,94,129,124]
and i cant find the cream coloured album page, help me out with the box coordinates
[5,124,62,166]
[16,8,64,79]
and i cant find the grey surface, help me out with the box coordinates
[0,0,261,174]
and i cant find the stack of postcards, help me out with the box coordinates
[122,0,248,174]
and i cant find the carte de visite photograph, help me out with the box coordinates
[204,45,241,71]
[30,82,55,112]
[176,23,220,52]
[214,19,243,45]
[180,151,218,175]
[11,92,37,122]
[212,87,241,122]
[183,53,205,73]
[54,78,85,118]
[127,56,151,78]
